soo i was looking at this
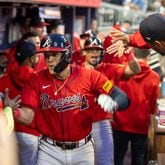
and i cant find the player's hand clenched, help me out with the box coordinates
[97,94,118,113]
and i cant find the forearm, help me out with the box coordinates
[13,107,34,125]
[110,86,130,110]
[124,50,141,77]
[124,59,141,78]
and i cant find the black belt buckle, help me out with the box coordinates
[62,143,67,150]
[56,141,77,150]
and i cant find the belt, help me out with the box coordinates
[42,134,92,150]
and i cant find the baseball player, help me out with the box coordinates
[112,48,160,165]
[11,33,130,165]
[80,36,141,165]
[0,40,40,165]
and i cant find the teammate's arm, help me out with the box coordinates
[123,48,141,78]
[3,88,34,125]
[13,107,34,125]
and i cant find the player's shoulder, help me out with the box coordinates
[29,68,47,80]
[71,64,102,77]
[150,69,161,81]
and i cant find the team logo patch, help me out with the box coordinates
[102,80,113,93]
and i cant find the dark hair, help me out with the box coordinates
[123,20,132,26]
[134,48,150,59]
[22,32,38,40]
[47,20,64,34]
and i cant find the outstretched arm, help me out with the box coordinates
[3,88,34,125]
[106,44,141,77]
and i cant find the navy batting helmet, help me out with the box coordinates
[39,34,72,73]
[83,36,104,50]
[83,36,104,64]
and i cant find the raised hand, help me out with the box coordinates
[110,28,130,45]
[3,88,21,110]
[97,32,105,42]
[106,40,126,57]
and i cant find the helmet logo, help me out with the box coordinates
[91,38,99,45]
[42,37,51,48]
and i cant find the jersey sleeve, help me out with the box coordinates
[21,75,40,110]
[129,31,151,49]
[90,69,114,96]
[150,77,160,114]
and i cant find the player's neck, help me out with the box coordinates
[54,65,71,80]
[85,62,95,69]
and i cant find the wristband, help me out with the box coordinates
[124,51,134,61]
[4,106,14,134]
[13,108,21,119]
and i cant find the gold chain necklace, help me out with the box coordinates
[53,67,70,96]
[54,78,68,96]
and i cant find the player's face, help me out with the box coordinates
[44,52,63,74]
[85,49,102,66]
[31,27,45,37]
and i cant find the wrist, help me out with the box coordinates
[13,108,21,119]
[124,50,134,61]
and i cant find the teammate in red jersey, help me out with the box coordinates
[112,48,160,165]
[81,36,141,165]
[11,33,130,165]
[71,31,91,65]
[0,41,40,165]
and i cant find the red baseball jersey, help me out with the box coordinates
[0,66,40,136]
[70,50,86,65]
[21,65,114,141]
[34,53,47,72]
[112,61,160,135]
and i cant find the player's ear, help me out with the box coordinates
[154,41,161,47]
[154,40,165,49]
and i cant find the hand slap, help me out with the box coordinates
[106,40,125,57]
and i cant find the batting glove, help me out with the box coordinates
[97,94,118,113]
